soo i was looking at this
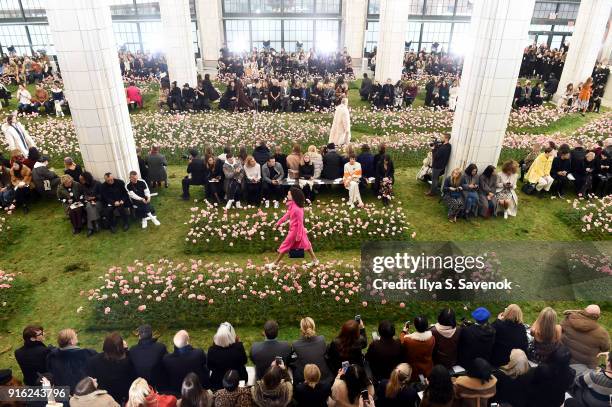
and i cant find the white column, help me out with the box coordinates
[374,0,410,83]
[599,19,612,64]
[603,73,612,108]
[343,0,368,64]
[196,0,224,67]
[554,0,612,103]
[159,0,198,86]
[447,0,535,172]
[46,0,139,181]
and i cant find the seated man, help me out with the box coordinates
[162,330,210,396]
[181,149,206,200]
[561,304,610,374]
[14,325,53,386]
[262,156,285,207]
[250,320,291,380]
[543,73,559,101]
[31,155,60,198]
[100,172,131,233]
[551,145,572,198]
[566,351,612,407]
[457,307,496,371]
[126,170,160,229]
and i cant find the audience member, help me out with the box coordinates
[492,349,533,407]
[458,307,496,371]
[243,156,262,206]
[431,308,461,369]
[453,358,497,407]
[460,164,480,218]
[442,168,464,223]
[207,322,248,390]
[420,365,454,407]
[491,304,529,367]
[550,144,572,198]
[127,170,161,229]
[250,320,291,380]
[46,328,97,393]
[328,364,374,407]
[262,156,285,206]
[14,325,53,386]
[427,134,451,196]
[212,369,253,407]
[63,157,83,182]
[496,160,519,219]
[478,165,497,218]
[100,172,131,233]
[400,315,435,381]
[567,351,612,407]
[291,317,332,385]
[128,324,168,390]
[527,345,575,407]
[57,174,85,234]
[293,364,330,407]
[343,153,364,207]
[31,155,59,198]
[79,171,103,237]
[177,372,213,407]
[322,143,343,180]
[365,320,402,383]
[525,147,554,193]
[69,376,120,407]
[375,363,419,407]
[529,306,562,364]
[325,319,367,374]
[126,377,177,407]
[561,304,610,373]
[162,330,210,396]
[374,154,394,205]
[251,364,292,407]
[147,145,168,189]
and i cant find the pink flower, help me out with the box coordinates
[137,305,146,312]
[104,307,111,314]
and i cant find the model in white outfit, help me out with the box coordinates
[343,158,363,207]
[328,98,351,146]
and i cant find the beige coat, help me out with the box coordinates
[561,310,610,367]
[69,390,119,407]
[328,104,351,146]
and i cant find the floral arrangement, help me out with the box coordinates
[574,112,612,140]
[559,195,612,239]
[185,200,413,253]
[568,253,612,276]
[0,270,16,307]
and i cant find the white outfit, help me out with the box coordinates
[495,172,519,217]
[536,175,554,191]
[449,86,459,111]
[17,89,31,105]
[343,161,363,206]
[2,122,36,156]
[309,152,323,178]
[328,103,351,146]
[244,163,261,182]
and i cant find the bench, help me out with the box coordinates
[280,177,376,186]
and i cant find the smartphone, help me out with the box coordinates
[360,389,369,400]
[419,374,426,385]
[405,321,410,329]
[490,404,499,407]
[355,314,361,323]
[341,361,350,373]
[372,331,380,341]
[275,356,283,366]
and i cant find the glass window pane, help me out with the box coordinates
[420,22,451,52]
[135,0,160,15]
[455,0,473,16]
[109,0,137,16]
[550,35,563,50]
[251,19,282,50]
[0,25,30,54]
[536,34,549,46]
[225,19,250,52]
[405,22,421,51]
[557,3,579,20]
[533,2,557,19]
[139,21,163,53]
[450,21,470,54]
[408,0,424,15]
[424,0,455,16]
[113,22,140,52]
[529,24,553,32]
[0,0,23,19]
[368,0,379,15]
[284,0,314,13]
[21,0,46,18]
[316,0,340,14]
[251,0,282,13]
[223,0,249,13]
[27,24,54,54]
[364,20,379,53]
[283,19,313,52]
[315,19,339,53]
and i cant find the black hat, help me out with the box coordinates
[0,369,12,385]
[38,156,50,163]
[327,143,335,150]
[137,324,152,339]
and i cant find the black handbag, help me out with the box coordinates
[289,249,305,258]
[521,182,536,195]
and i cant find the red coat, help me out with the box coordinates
[400,331,435,381]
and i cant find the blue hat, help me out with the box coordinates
[471,307,490,323]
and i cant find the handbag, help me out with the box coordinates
[289,248,304,258]
[521,182,536,195]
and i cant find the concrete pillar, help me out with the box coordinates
[554,0,612,103]
[159,0,198,86]
[195,0,224,67]
[599,19,612,64]
[374,0,410,83]
[46,0,139,181]
[448,0,535,172]
[343,0,368,64]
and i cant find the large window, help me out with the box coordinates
[364,21,378,53]
[0,25,30,54]
[284,19,313,51]
[113,22,141,52]
[251,19,282,50]
[420,22,452,52]
[405,22,421,50]
[27,24,53,54]
[315,0,340,14]
[250,0,282,14]
[284,0,314,14]
[557,3,579,19]
[0,0,23,19]
[20,0,45,18]
[224,0,249,13]
[139,21,163,52]
[425,0,455,16]
[533,2,557,18]
[225,19,251,52]
[315,19,339,52]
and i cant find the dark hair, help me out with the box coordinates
[363,73,368,78]
[180,372,209,407]
[11,162,24,178]
[262,365,284,389]
[424,365,454,404]
[361,144,370,153]
[437,308,456,328]
[558,144,571,155]
[189,148,199,158]
[341,365,370,404]
[547,345,571,368]
[378,320,395,339]
[129,81,135,86]
[27,147,40,162]
[482,165,495,178]
[378,144,386,154]
[102,332,126,361]
[465,164,478,176]
[289,187,306,208]
[22,325,43,342]
[80,171,94,186]
[129,170,138,176]
[263,320,279,340]
[336,320,360,359]
[73,377,97,396]
[224,145,232,155]
[543,147,553,154]
[222,369,240,392]
[467,358,493,384]
[414,315,428,333]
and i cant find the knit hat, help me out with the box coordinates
[471,307,491,323]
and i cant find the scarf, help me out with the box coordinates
[434,323,457,338]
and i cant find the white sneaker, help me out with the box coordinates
[274,201,279,208]
[236,201,242,209]
[265,262,276,269]
[306,260,320,267]
[265,200,270,208]
[225,200,234,210]
[150,216,160,226]
[504,210,508,220]
[141,218,148,229]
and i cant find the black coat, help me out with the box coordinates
[46,347,97,392]
[162,345,210,395]
[86,354,136,404]
[14,341,53,386]
[322,150,343,180]
[457,323,496,370]
[128,338,168,389]
[570,147,586,176]
[365,338,402,382]
[100,179,130,206]
[375,380,419,407]
[294,382,330,407]
[250,339,292,380]
[187,157,207,185]
[493,369,534,407]
[357,152,375,178]
[432,143,451,170]
[325,328,367,373]
[253,146,271,166]
[551,156,571,178]
[490,319,529,367]
[207,342,248,390]
[526,361,575,407]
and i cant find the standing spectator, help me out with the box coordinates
[322,143,343,180]
[400,316,435,381]
[561,304,610,373]
[128,324,168,390]
[431,308,461,369]
[491,304,529,367]
[293,364,330,407]
[529,307,562,364]
[291,317,332,385]
[181,149,206,200]
[250,320,291,380]
[453,358,497,407]
[420,365,454,407]
[577,77,593,115]
[207,322,248,390]
[147,145,168,189]
[427,134,451,196]
[492,349,533,407]
[46,328,97,393]
[375,363,419,407]
[177,373,213,407]
[69,376,120,407]
[359,73,372,101]
[527,346,575,407]
[365,320,402,383]
[14,325,53,386]
[325,319,367,374]
[86,332,136,404]
[458,307,496,370]
[162,330,210,396]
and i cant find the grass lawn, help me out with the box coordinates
[0,80,609,378]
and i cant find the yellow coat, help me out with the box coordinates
[526,153,553,183]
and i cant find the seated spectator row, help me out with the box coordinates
[8,303,609,406]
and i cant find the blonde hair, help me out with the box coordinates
[245,156,256,168]
[500,349,530,378]
[213,322,236,348]
[502,304,523,324]
[300,317,316,338]
[60,174,73,184]
[450,168,462,187]
[532,307,560,343]
[126,378,150,407]
[57,329,77,348]
[304,364,321,387]
[386,363,412,399]
[308,145,317,154]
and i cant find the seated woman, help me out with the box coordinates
[212,370,253,407]
[520,144,540,182]
[461,164,480,218]
[375,363,419,407]
[531,82,543,106]
[478,165,498,218]
[496,160,519,219]
[492,349,533,407]
[251,364,292,407]
[292,317,333,385]
[146,145,168,189]
[578,151,596,196]
[10,161,32,213]
[525,147,554,193]
[294,364,330,407]
[442,168,464,223]
[126,377,176,407]
[529,307,562,364]
[177,372,213,407]
[57,174,85,235]
[404,81,418,107]
[328,364,375,407]
[343,153,364,208]
[223,153,244,210]
[559,83,575,112]
[375,154,394,205]
[219,81,237,111]
[527,346,575,407]
[420,365,454,407]
[298,153,315,202]
[243,156,261,206]
[204,155,222,204]
[400,316,435,382]
[326,320,367,373]
[207,322,248,391]
[431,308,461,369]
[70,376,120,407]
[126,81,143,109]
[453,358,497,406]
[79,171,102,237]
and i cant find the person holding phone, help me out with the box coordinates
[495,160,519,219]
[251,364,293,407]
[460,163,480,219]
[325,319,367,374]
[400,316,435,382]
[328,364,374,407]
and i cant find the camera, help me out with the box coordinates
[429,137,442,149]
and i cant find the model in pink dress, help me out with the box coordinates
[126,84,143,108]
[266,187,319,268]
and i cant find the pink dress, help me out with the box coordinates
[126,86,143,107]
[276,201,312,253]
